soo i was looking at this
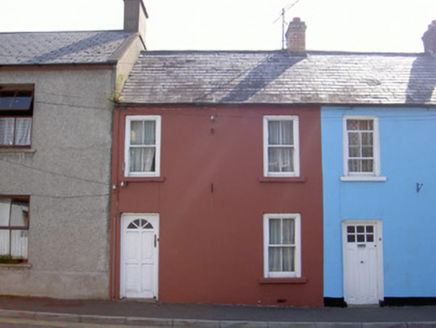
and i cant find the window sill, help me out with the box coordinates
[259,277,307,284]
[122,176,166,183]
[0,148,35,154]
[0,263,32,269]
[340,176,387,182]
[259,176,306,183]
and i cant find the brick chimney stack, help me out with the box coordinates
[285,17,307,53]
[422,20,436,57]
[124,0,148,46]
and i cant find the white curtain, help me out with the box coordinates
[0,118,14,145]
[269,218,295,272]
[268,121,294,173]
[15,118,32,145]
[130,120,156,173]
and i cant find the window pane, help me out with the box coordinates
[269,219,281,245]
[361,132,373,146]
[349,145,361,158]
[12,91,33,110]
[269,247,281,272]
[357,234,365,242]
[15,118,32,146]
[268,147,293,173]
[11,230,28,258]
[366,226,374,233]
[268,121,293,145]
[10,199,29,227]
[130,147,156,172]
[143,121,156,145]
[347,226,355,233]
[268,121,280,145]
[348,132,360,146]
[348,159,361,172]
[361,160,374,172]
[0,118,15,146]
[0,198,11,226]
[357,226,365,233]
[0,91,15,109]
[0,230,10,256]
[131,120,156,146]
[347,120,359,130]
[130,121,144,145]
[361,145,373,158]
[282,247,295,271]
[366,234,374,242]
[347,234,355,243]
[282,219,295,244]
[280,121,293,145]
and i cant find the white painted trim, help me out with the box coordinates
[124,115,161,178]
[340,176,387,182]
[342,115,382,179]
[263,213,301,278]
[263,116,300,177]
[342,220,384,304]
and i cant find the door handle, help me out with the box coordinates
[154,234,157,248]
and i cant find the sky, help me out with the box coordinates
[1,0,435,53]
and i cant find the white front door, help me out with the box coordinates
[120,214,159,299]
[343,220,383,305]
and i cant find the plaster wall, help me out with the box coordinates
[322,106,436,298]
[112,106,324,306]
[0,68,115,298]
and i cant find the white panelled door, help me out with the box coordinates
[343,220,383,305]
[121,214,159,299]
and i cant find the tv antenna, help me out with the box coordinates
[273,0,302,49]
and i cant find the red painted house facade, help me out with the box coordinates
[110,103,323,306]
[109,44,324,306]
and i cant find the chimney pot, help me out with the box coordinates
[285,17,307,53]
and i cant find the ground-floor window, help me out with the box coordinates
[263,213,301,278]
[0,196,29,263]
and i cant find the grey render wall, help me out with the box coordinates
[0,68,114,299]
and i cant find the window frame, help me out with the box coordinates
[0,86,34,149]
[342,115,385,181]
[124,115,161,178]
[263,115,300,178]
[263,213,301,279]
[0,196,30,263]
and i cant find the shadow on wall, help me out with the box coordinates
[406,55,436,104]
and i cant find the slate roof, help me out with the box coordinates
[0,31,132,65]
[121,50,436,105]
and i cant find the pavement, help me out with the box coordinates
[1,296,436,327]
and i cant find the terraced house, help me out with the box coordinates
[111,18,436,307]
[0,0,147,299]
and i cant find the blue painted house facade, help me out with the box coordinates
[320,21,436,305]
[322,105,436,305]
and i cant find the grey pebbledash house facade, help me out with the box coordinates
[0,0,147,299]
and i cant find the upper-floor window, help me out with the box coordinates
[263,213,301,278]
[263,116,300,177]
[124,115,161,177]
[0,86,34,148]
[0,197,29,263]
[343,116,382,180]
